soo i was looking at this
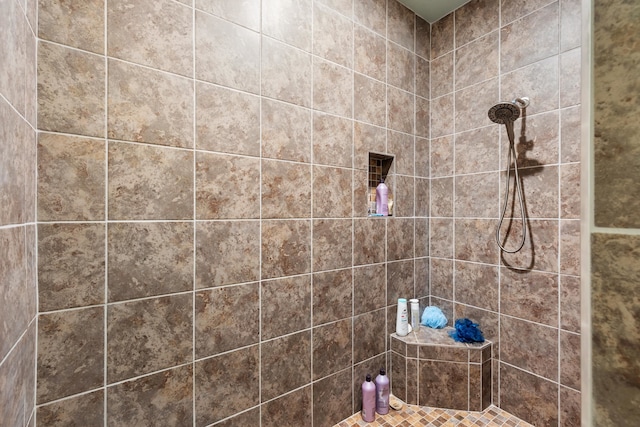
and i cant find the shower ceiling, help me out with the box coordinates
[397,0,471,23]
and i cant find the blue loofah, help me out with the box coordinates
[448,318,485,343]
[421,306,448,329]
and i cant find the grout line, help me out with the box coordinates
[191,2,197,426]
[103,0,109,422]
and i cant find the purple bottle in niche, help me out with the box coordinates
[376,179,389,216]
[361,374,376,422]
[375,368,390,415]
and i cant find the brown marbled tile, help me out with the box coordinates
[37,133,105,221]
[455,219,498,265]
[107,0,192,76]
[0,321,35,427]
[316,0,352,17]
[354,73,386,127]
[560,220,580,276]
[469,364,482,411]
[516,166,559,219]
[25,226,37,320]
[415,179,429,218]
[0,228,27,360]
[354,123,385,170]
[262,36,312,107]
[354,308,386,363]
[313,319,352,380]
[560,330,581,390]
[313,268,352,325]
[25,18,37,128]
[560,386,581,427]
[0,100,30,224]
[431,52,453,99]
[313,166,352,219]
[430,218,453,259]
[419,344,468,363]
[262,159,311,219]
[108,142,193,220]
[415,96,430,139]
[195,220,259,288]
[261,220,311,279]
[394,175,415,218]
[431,135,454,177]
[194,345,259,426]
[353,169,369,217]
[262,0,312,51]
[262,275,312,340]
[213,408,260,427]
[37,307,104,403]
[455,79,499,134]
[352,353,387,414]
[430,177,450,217]
[560,163,580,219]
[431,12,453,59]
[38,0,104,54]
[416,16,430,59]
[387,259,414,305]
[454,261,499,312]
[501,57,559,117]
[108,222,192,302]
[261,331,311,400]
[37,389,104,427]
[431,95,454,139]
[196,0,260,31]
[482,360,492,409]
[501,0,553,24]
[387,41,414,93]
[561,106,581,164]
[430,258,453,301]
[313,369,353,427]
[419,360,468,410]
[501,3,559,73]
[107,294,192,383]
[560,48,581,108]
[38,41,105,137]
[195,283,259,358]
[313,2,352,68]
[312,219,352,272]
[196,151,259,220]
[455,172,498,218]
[387,0,415,51]
[560,274,581,333]
[415,257,430,297]
[0,0,26,115]
[406,358,419,405]
[314,57,352,118]
[38,223,105,311]
[388,131,414,176]
[195,11,259,93]
[500,219,559,273]
[313,112,353,168]
[107,60,194,148]
[415,56,430,100]
[500,267,558,326]
[387,86,414,135]
[262,386,312,427]
[107,365,192,426]
[195,81,260,156]
[391,351,407,403]
[261,98,311,163]
[455,0,499,47]
[561,0,582,52]
[456,32,499,91]
[354,24,386,81]
[500,363,559,426]
[354,264,386,315]
[387,218,414,261]
[455,127,499,175]
[354,0,385,36]
[500,315,558,381]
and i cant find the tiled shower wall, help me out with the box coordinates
[592,0,640,424]
[0,0,38,425]
[34,0,430,426]
[427,0,582,425]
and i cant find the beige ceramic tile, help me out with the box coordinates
[196,0,260,31]
[262,159,311,219]
[261,98,311,163]
[262,36,312,107]
[38,0,104,54]
[313,58,353,118]
[313,3,353,68]
[262,0,312,51]
[387,0,415,51]
[354,73,386,127]
[354,24,386,82]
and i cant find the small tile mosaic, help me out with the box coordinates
[335,404,534,427]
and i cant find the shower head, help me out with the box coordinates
[488,102,521,124]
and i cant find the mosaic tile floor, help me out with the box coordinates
[335,404,534,427]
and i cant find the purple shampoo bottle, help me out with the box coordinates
[361,374,376,422]
[376,179,389,216]
[375,368,390,415]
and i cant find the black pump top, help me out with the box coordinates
[380,368,386,375]
[366,374,372,382]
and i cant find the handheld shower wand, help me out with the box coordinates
[488,97,530,253]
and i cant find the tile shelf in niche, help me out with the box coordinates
[368,152,394,216]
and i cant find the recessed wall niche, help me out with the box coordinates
[368,152,394,216]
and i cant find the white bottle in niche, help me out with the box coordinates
[376,179,389,216]
[396,298,409,336]
[409,299,420,332]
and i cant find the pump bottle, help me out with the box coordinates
[361,374,376,422]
